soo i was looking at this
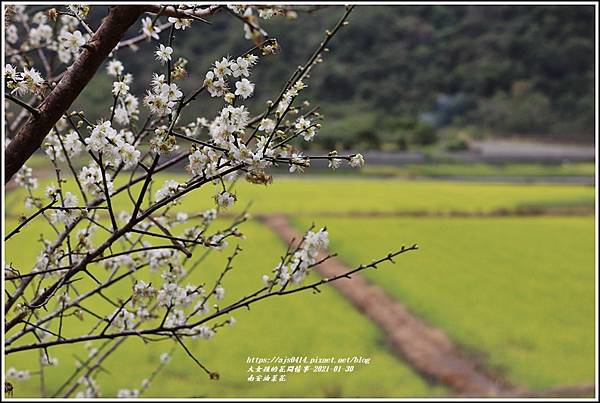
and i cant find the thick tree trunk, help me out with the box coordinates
[4,5,144,183]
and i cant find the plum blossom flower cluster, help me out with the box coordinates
[6,367,31,381]
[144,74,182,116]
[263,228,330,286]
[5,5,88,67]
[84,120,140,168]
[2,5,402,400]
[203,54,257,99]
[4,64,45,96]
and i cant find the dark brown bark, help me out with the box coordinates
[4,6,145,183]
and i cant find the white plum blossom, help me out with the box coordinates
[14,165,38,189]
[124,93,140,113]
[29,24,53,46]
[289,152,309,173]
[246,54,259,66]
[4,64,18,81]
[213,57,232,78]
[234,78,254,99]
[113,106,130,125]
[40,355,59,367]
[175,212,189,223]
[259,8,278,19]
[160,352,171,363]
[188,146,219,176]
[258,118,276,134]
[168,17,192,30]
[112,81,129,96]
[57,47,73,64]
[230,56,250,78]
[306,228,330,250]
[103,255,135,272]
[106,60,124,76]
[230,143,256,165]
[191,325,215,340]
[115,94,140,125]
[150,73,167,90]
[192,300,210,316]
[214,285,225,300]
[85,121,113,153]
[242,8,255,40]
[44,130,83,162]
[107,308,135,331]
[45,185,58,199]
[6,24,18,44]
[144,82,181,116]
[10,5,28,23]
[273,227,330,285]
[183,117,209,137]
[22,67,45,89]
[155,180,181,201]
[226,105,250,130]
[208,105,250,147]
[204,71,228,98]
[275,80,306,117]
[117,389,140,398]
[227,4,246,14]
[160,83,183,101]
[150,130,179,154]
[59,30,86,52]
[118,143,141,168]
[64,130,84,158]
[133,281,156,303]
[349,153,365,168]
[203,54,259,99]
[61,14,80,30]
[155,44,173,64]
[49,192,79,226]
[329,158,342,170]
[208,234,228,250]
[11,67,45,95]
[164,309,187,327]
[145,248,182,273]
[215,191,236,209]
[202,208,218,224]
[79,165,113,197]
[32,11,48,25]
[144,92,174,116]
[294,116,316,141]
[6,368,31,381]
[157,283,192,308]
[141,17,161,40]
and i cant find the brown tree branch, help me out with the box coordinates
[4,6,145,183]
[142,4,221,22]
[5,245,418,354]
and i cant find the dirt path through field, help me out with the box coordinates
[259,213,595,397]
[260,213,509,396]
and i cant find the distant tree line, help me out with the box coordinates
[72,5,595,149]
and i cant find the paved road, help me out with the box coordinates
[426,175,595,185]
[350,140,596,165]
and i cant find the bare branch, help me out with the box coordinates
[5,94,41,117]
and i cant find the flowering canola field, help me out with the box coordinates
[4,175,595,397]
